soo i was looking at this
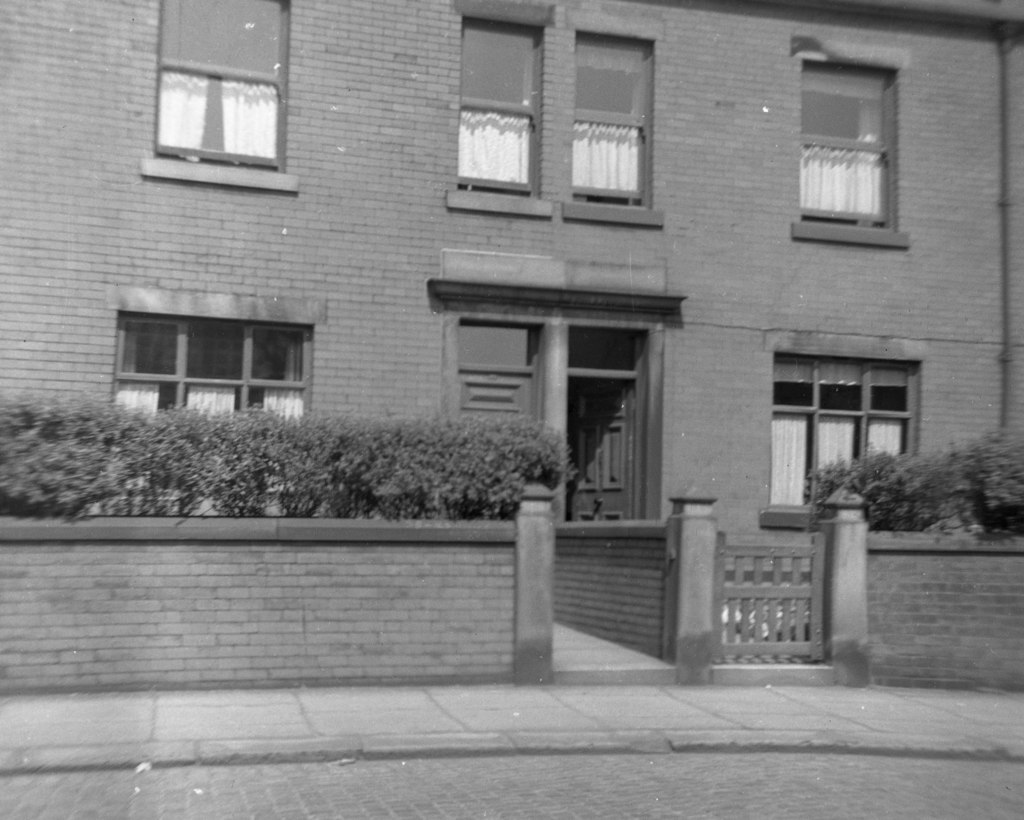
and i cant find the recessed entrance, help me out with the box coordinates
[450,320,658,521]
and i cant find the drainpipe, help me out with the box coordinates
[997,25,1018,430]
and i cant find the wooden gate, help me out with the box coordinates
[714,535,825,661]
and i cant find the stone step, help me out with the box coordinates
[555,666,677,686]
[711,664,835,686]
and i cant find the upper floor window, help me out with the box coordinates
[458,20,541,195]
[157,0,288,168]
[573,35,652,206]
[115,316,309,417]
[770,356,913,506]
[800,64,894,228]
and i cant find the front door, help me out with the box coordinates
[567,377,634,520]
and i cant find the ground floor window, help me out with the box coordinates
[115,315,310,416]
[770,356,914,506]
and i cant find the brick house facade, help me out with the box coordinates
[3,0,1023,533]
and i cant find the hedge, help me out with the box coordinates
[811,431,1024,533]
[0,397,570,520]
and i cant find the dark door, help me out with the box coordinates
[567,377,634,520]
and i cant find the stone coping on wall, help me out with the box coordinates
[0,517,515,544]
[868,531,1024,554]
[555,520,666,539]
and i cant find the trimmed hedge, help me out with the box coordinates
[811,431,1024,533]
[0,397,570,520]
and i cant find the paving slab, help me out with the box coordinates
[0,695,155,746]
[154,692,310,742]
[298,689,465,735]
[551,689,739,731]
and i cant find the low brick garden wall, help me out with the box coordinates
[0,518,516,692]
[868,533,1024,690]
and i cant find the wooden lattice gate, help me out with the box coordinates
[714,535,825,662]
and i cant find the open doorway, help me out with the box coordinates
[567,377,634,520]
[452,321,654,521]
[564,327,642,520]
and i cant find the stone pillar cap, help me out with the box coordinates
[521,483,555,501]
[824,488,866,509]
[669,485,717,506]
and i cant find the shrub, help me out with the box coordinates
[0,397,142,517]
[811,450,961,532]
[110,410,220,516]
[0,396,570,520]
[955,431,1024,533]
[326,415,569,520]
[811,432,1024,533]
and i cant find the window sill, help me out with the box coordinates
[446,189,554,219]
[759,505,812,530]
[140,158,300,193]
[791,221,909,249]
[562,201,665,228]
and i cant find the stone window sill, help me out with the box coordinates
[562,201,664,228]
[141,158,300,193]
[446,189,554,219]
[791,221,909,249]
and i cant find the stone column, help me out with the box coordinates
[539,320,568,521]
[670,491,718,685]
[514,483,555,685]
[821,489,871,687]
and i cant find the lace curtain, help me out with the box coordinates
[458,110,530,184]
[159,72,208,150]
[222,81,278,159]
[262,388,304,419]
[770,414,807,505]
[817,416,856,469]
[159,71,278,159]
[800,146,883,218]
[116,384,160,414]
[186,386,237,414]
[572,122,639,193]
[867,418,903,454]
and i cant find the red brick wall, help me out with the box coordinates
[0,520,515,692]
[868,535,1024,690]
[554,523,667,658]
[0,0,1015,533]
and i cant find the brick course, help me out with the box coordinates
[868,535,1024,690]
[0,524,515,692]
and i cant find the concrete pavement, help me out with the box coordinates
[1,683,1023,774]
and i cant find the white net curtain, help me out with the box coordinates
[572,122,640,193]
[458,110,530,184]
[115,384,161,414]
[261,388,304,419]
[159,71,278,160]
[770,414,808,506]
[800,146,883,218]
[185,385,237,414]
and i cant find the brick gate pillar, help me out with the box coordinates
[821,489,871,687]
[514,483,555,685]
[670,491,718,685]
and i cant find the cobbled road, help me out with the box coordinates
[1,752,1023,819]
